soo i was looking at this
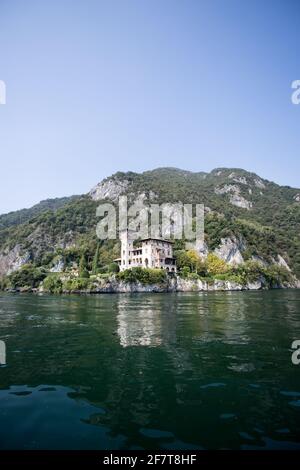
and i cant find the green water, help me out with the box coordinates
[0,291,300,450]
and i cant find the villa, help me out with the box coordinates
[114,229,177,272]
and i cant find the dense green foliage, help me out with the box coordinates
[0,167,299,290]
[117,267,167,285]
[0,196,80,230]
[178,258,293,289]
[8,265,47,289]
[100,168,300,276]
[43,274,63,294]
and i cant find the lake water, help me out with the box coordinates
[0,290,300,450]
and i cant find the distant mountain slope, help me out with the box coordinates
[0,196,80,230]
[0,167,299,279]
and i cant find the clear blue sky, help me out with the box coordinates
[0,0,300,214]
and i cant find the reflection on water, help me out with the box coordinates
[0,340,5,366]
[116,292,249,348]
[0,291,300,449]
[117,296,163,347]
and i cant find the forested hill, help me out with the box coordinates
[0,167,299,286]
[0,196,80,230]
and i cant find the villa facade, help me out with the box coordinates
[114,229,176,272]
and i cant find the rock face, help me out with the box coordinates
[247,279,264,290]
[228,173,248,185]
[1,166,299,284]
[0,245,30,276]
[294,193,300,202]
[229,193,252,209]
[215,184,238,195]
[251,255,268,266]
[195,240,209,259]
[0,228,76,277]
[43,273,296,295]
[276,255,291,272]
[174,277,245,292]
[50,258,65,273]
[89,178,129,202]
[214,237,245,265]
[215,184,252,210]
[254,178,266,189]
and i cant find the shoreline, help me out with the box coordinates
[3,277,299,295]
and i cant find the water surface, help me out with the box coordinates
[0,290,300,449]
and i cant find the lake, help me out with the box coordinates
[0,290,300,450]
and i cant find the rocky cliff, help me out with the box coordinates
[0,167,299,284]
[32,273,299,295]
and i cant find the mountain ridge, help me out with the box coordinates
[0,167,299,287]
[0,195,81,230]
[1,167,298,220]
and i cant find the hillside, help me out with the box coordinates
[0,167,299,290]
[0,195,80,230]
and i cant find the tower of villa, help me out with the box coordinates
[114,229,176,272]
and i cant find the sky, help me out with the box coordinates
[0,0,300,214]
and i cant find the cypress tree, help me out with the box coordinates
[92,244,100,274]
[79,253,89,278]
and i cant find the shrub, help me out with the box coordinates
[206,253,229,275]
[176,249,205,274]
[107,262,119,273]
[117,267,167,285]
[188,272,200,281]
[62,277,90,291]
[80,269,90,279]
[97,266,108,274]
[180,266,191,278]
[213,273,245,285]
[262,264,292,287]
[43,274,63,293]
[0,276,9,290]
[9,264,47,289]
[97,273,111,280]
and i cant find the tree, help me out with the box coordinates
[9,264,47,288]
[79,253,89,278]
[107,262,119,273]
[186,250,202,272]
[81,269,90,279]
[180,266,191,278]
[43,274,63,294]
[176,249,205,274]
[92,244,100,274]
[206,253,228,275]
